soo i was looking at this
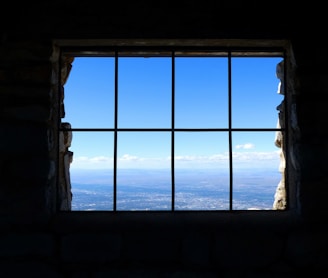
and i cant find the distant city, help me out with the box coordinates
[70,168,280,211]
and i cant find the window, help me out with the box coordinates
[59,43,286,212]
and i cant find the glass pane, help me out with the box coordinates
[231,57,284,128]
[118,57,171,128]
[69,132,114,211]
[117,132,171,210]
[63,57,115,128]
[174,132,230,210]
[232,131,282,210]
[175,57,228,128]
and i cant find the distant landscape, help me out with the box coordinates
[70,168,280,211]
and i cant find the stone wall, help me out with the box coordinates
[1,37,328,278]
[0,40,58,218]
[1,2,328,277]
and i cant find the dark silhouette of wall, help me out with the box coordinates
[1,2,327,277]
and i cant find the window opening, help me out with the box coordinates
[60,48,286,212]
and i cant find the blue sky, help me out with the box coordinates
[63,55,284,170]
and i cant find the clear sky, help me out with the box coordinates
[63,55,284,171]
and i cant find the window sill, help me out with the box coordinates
[53,210,300,233]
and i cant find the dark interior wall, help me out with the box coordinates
[2,1,317,40]
[1,2,328,277]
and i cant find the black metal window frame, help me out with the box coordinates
[60,46,287,212]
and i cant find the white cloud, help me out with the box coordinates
[74,156,89,161]
[235,143,255,149]
[90,156,111,163]
[120,154,139,161]
[71,156,113,169]
[175,155,200,161]
[70,150,280,170]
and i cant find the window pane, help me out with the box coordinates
[175,57,228,128]
[64,57,115,128]
[231,57,283,128]
[175,132,230,210]
[232,132,282,210]
[116,169,171,211]
[69,132,114,211]
[117,132,171,210]
[118,57,171,128]
[62,52,286,212]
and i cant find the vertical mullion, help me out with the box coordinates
[113,51,118,211]
[171,51,175,211]
[228,52,233,211]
